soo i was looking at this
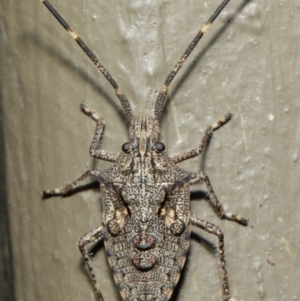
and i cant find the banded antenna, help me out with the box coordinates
[154,0,231,121]
[41,0,134,124]
[41,0,232,125]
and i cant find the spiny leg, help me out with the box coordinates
[155,0,232,121]
[78,226,104,301]
[41,0,133,123]
[190,172,248,226]
[81,104,119,162]
[190,216,233,301]
[172,113,231,164]
[43,169,103,197]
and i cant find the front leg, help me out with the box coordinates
[81,104,119,162]
[43,169,103,197]
[171,113,231,164]
[78,226,104,301]
[190,216,234,301]
[190,172,248,226]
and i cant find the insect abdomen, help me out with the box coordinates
[104,217,191,301]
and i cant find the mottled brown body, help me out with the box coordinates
[41,0,249,300]
[98,118,192,300]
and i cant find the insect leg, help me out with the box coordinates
[190,216,233,301]
[190,172,248,226]
[78,226,104,301]
[172,113,231,164]
[81,104,119,162]
[43,169,103,197]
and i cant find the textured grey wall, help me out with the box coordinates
[1,0,300,300]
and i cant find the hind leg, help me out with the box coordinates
[78,226,104,301]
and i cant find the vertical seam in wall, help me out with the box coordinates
[0,81,16,301]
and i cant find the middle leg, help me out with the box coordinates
[43,169,103,197]
[190,172,248,226]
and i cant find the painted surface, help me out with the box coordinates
[1,0,300,300]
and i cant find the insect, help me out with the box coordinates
[41,0,248,300]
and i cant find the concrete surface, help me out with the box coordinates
[1,0,299,300]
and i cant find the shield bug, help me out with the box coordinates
[41,0,248,300]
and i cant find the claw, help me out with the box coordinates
[80,103,100,121]
[42,188,62,199]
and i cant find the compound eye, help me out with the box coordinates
[122,142,131,153]
[154,142,165,152]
